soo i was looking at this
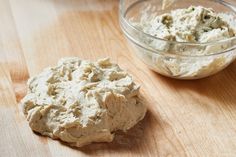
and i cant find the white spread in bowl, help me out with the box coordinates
[131,6,236,78]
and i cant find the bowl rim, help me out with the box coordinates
[119,0,236,47]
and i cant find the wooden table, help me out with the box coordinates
[0,0,236,156]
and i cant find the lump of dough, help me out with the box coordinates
[21,57,146,147]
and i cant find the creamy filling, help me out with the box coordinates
[131,6,236,78]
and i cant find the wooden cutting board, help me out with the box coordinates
[0,0,236,156]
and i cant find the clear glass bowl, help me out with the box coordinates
[119,0,236,79]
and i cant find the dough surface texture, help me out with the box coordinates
[21,58,146,147]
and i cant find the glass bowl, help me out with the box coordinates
[119,0,236,79]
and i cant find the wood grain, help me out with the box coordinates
[0,0,236,156]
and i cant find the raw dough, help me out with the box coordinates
[131,6,236,79]
[21,57,146,147]
[137,6,235,43]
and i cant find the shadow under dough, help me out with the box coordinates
[32,110,151,154]
[55,110,153,155]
